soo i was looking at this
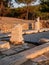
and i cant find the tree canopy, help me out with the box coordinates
[40,0,49,12]
[15,0,37,19]
[0,0,12,7]
[0,0,49,20]
[15,0,36,5]
[0,0,12,16]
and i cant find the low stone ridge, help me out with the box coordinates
[21,55,49,65]
[32,55,49,62]
[0,17,35,33]
[39,38,49,43]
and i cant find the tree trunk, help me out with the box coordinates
[26,4,29,20]
[0,2,3,16]
[0,2,5,16]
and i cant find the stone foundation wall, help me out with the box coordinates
[22,23,29,31]
[0,17,48,33]
[0,17,35,33]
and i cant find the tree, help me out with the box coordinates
[15,0,36,19]
[0,0,12,7]
[0,0,12,16]
[40,0,49,12]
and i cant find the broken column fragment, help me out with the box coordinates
[10,24,24,45]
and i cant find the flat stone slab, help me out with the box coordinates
[24,31,49,43]
[0,33,10,41]
[2,49,16,56]
[1,43,29,56]
[0,41,10,51]
[21,55,49,65]
[39,38,49,43]
[32,55,48,62]
[23,30,38,34]
[39,28,49,32]
[0,33,10,38]
[0,43,49,65]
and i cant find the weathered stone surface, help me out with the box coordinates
[32,23,35,30]
[24,31,49,43]
[0,41,10,50]
[32,55,48,62]
[10,24,24,45]
[21,55,49,65]
[27,43,49,59]
[1,43,29,56]
[35,17,41,30]
[39,28,49,32]
[39,38,49,43]
[23,30,38,34]
[21,59,39,65]
[43,51,49,58]
[0,43,49,65]
[22,23,29,31]
[2,49,16,56]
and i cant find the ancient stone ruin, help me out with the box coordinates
[0,41,10,50]
[35,17,41,30]
[10,24,24,45]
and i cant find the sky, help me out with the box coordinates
[12,0,40,8]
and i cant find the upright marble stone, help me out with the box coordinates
[35,17,41,31]
[10,24,24,45]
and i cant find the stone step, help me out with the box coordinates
[0,43,49,65]
[1,43,29,56]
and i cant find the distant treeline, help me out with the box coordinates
[0,0,49,20]
[0,5,49,20]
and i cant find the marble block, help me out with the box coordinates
[10,24,24,45]
[0,41,10,50]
